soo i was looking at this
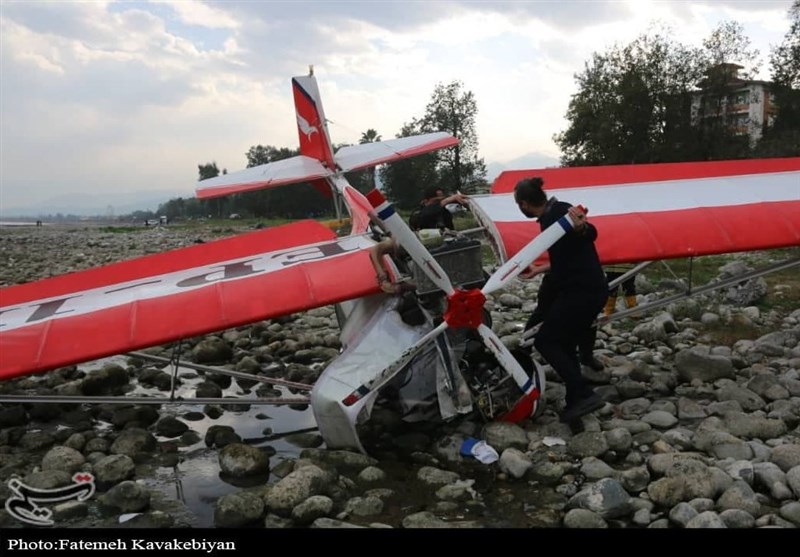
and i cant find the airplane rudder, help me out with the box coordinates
[292,74,334,165]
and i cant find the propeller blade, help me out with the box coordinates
[341,321,449,407]
[366,189,455,296]
[481,213,577,296]
[476,324,534,396]
[476,323,542,422]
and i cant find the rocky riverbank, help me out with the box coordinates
[1,223,799,529]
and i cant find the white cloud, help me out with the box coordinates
[153,0,240,29]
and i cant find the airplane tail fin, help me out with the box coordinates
[292,74,337,171]
[196,71,458,201]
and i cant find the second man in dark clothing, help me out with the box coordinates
[412,187,468,231]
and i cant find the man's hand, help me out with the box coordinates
[443,192,469,206]
[568,206,588,232]
[518,263,550,280]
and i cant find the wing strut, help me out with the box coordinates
[599,255,800,323]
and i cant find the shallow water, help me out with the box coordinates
[85,356,319,526]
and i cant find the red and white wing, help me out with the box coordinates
[195,156,332,200]
[334,133,459,173]
[473,157,800,264]
[0,221,381,380]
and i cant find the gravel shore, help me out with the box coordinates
[1,223,799,529]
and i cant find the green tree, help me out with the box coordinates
[380,81,488,206]
[197,162,221,217]
[198,162,220,181]
[758,0,800,156]
[421,81,487,194]
[379,120,439,209]
[692,21,761,159]
[240,145,332,218]
[555,22,761,166]
[345,129,383,193]
[359,128,382,144]
[702,21,761,78]
[555,28,707,165]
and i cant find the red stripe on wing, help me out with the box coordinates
[492,157,800,193]
[1,221,333,304]
[495,200,800,265]
[0,222,382,379]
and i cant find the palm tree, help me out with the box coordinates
[359,128,382,144]
[358,129,382,189]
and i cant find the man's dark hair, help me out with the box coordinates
[423,187,441,200]
[514,177,547,206]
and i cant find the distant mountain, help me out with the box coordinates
[0,189,189,218]
[486,152,560,183]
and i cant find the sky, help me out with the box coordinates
[0,0,794,215]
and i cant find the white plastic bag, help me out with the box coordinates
[460,437,499,464]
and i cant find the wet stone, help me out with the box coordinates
[196,382,223,399]
[110,428,156,457]
[285,433,324,449]
[181,411,206,422]
[63,433,87,451]
[719,508,756,528]
[93,454,136,489]
[358,466,386,483]
[214,491,265,528]
[102,480,151,513]
[111,406,159,429]
[771,444,800,472]
[343,495,384,516]
[27,403,63,422]
[264,513,293,528]
[41,446,86,474]
[778,501,800,526]
[563,508,607,528]
[180,431,202,446]
[84,437,109,453]
[53,501,89,522]
[218,443,270,478]
[23,470,72,490]
[641,411,678,429]
[205,426,241,449]
[292,495,334,525]
[668,502,697,527]
[19,431,56,451]
[686,511,727,528]
[155,416,189,438]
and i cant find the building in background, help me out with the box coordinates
[691,63,778,144]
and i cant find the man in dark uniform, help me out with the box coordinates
[514,177,608,422]
[412,187,468,230]
[525,272,604,372]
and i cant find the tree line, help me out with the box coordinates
[156,80,487,220]
[156,2,798,220]
[555,6,799,165]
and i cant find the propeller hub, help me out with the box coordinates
[444,288,486,329]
